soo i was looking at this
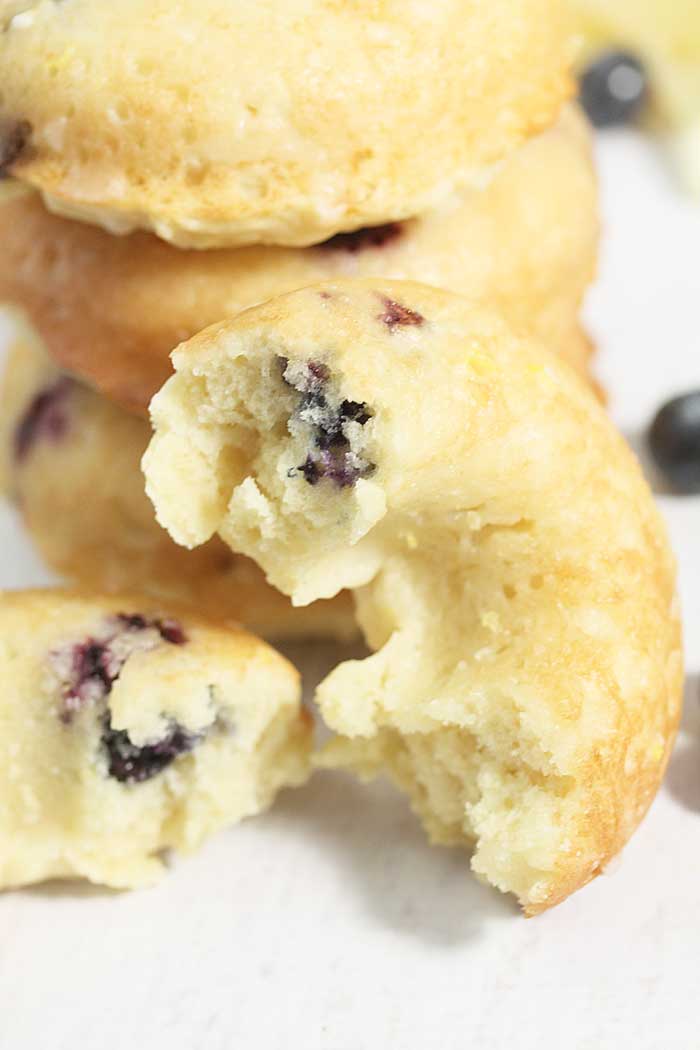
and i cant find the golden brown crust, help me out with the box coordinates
[0,107,599,414]
[0,0,573,247]
[0,584,292,667]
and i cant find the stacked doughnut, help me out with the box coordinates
[0,1,682,913]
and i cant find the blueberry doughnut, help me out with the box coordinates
[0,0,573,247]
[0,588,311,890]
[0,327,356,642]
[0,106,597,414]
[144,280,682,913]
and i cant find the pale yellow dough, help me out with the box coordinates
[0,106,598,414]
[0,588,311,890]
[0,0,572,247]
[0,329,356,642]
[144,280,682,914]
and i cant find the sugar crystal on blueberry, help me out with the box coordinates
[279,357,375,488]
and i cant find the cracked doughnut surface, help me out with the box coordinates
[0,106,597,413]
[0,589,311,890]
[0,327,356,642]
[0,0,573,247]
[144,280,682,913]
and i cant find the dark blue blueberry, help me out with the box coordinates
[299,388,329,418]
[0,119,31,177]
[14,377,73,462]
[317,223,403,253]
[313,401,371,450]
[279,359,375,488]
[649,391,700,494]
[59,639,114,720]
[579,51,648,129]
[101,713,200,784]
[340,400,372,426]
[378,296,424,331]
[114,613,187,645]
[156,618,188,646]
[297,455,324,485]
[296,449,374,489]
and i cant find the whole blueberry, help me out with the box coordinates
[649,391,700,494]
[580,51,648,128]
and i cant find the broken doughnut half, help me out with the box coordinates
[0,588,311,890]
[144,279,683,914]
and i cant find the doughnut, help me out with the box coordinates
[143,280,682,913]
[0,107,597,415]
[0,0,573,247]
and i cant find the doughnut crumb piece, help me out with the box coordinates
[145,280,681,913]
[0,589,311,890]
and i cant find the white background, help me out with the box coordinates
[0,132,699,1049]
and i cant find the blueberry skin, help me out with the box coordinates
[101,713,200,784]
[649,392,700,494]
[580,51,648,129]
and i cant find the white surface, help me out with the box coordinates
[1,133,699,1050]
